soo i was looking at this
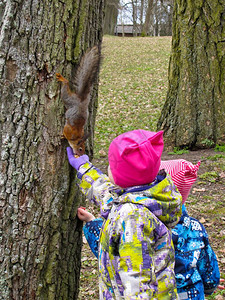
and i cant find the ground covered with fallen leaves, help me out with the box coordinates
[78,36,225,299]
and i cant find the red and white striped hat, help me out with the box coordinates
[160,159,201,203]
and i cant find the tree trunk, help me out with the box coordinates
[157,0,225,149]
[140,0,144,32]
[104,0,119,35]
[131,0,138,37]
[143,0,154,36]
[0,0,105,299]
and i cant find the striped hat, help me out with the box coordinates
[160,159,201,203]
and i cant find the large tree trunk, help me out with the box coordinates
[157,0,225,149]
[0,0,105,299]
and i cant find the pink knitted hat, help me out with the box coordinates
[160,159,201,203]
[108,130,164,188]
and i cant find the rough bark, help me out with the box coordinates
[157,0,225,149]
[0,0,105,299]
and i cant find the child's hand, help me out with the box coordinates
[218,278,225,290]
[67,147,89,170]
[77,207,95,222]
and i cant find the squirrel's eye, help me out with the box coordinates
[79,147,83,153]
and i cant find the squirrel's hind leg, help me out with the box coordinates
[56,73,69,84]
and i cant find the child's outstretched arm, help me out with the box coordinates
[83,217,103,258]
[67,147,115,209]
[77,207,103,258]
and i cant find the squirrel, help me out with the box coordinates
[56,45,101,156]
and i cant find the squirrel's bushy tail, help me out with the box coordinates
[74,45,101,102]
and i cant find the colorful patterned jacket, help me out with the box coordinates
[172,205,220,300]
[78,162,182,299]
[84,207,220,300]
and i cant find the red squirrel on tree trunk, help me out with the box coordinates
[56,45,101,156]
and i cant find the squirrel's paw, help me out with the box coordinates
[56,73,68,83]
[61,133,66,140]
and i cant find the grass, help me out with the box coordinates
[206,288,225,300]
[215,144,225,152]
[200,138,215,148]
[94,35,172,158]
[168,147,189,155]
[199,171,219,183]
[207,154,225,161]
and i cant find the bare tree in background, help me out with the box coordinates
[155,0,173,36]
[140,0,145,32]
[117,0,172,36]
[104,0,120,35]
[143,0,154,35]
[131,0,139,36]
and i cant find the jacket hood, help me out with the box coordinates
[101,171,182,228]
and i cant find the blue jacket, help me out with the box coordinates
[83,205,220,299]
[172,205,220,299]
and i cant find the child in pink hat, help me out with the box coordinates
[77,158,221,300]
[67,129,182,299]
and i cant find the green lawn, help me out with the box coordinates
[94,35,172,158]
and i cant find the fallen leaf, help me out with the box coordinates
[88,290,96,295]
[205,222,213,227]
[192,188,206,193]
[220,258,225,264]
[219,172,225,178]
[214,295,224,300]
[199,217,206,223]
[99,149,107,157]
[81,257,88,262]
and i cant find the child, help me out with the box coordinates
[67,129,182,299]
[160,160,220,299]
[79,159,221,300]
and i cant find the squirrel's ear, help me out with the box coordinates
[75,45,101,101]
[77,132,91,145]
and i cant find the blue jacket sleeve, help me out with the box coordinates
[197,233,220,295]
[83,218,104,258]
